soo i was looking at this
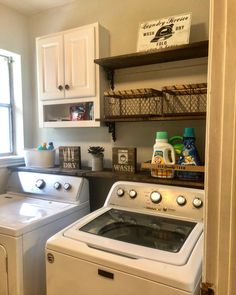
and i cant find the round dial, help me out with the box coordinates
[54,182,61,190]
[63,183,71,191]
[129,189,137,199]
[116,188,124,197]
[176,195,187,206]
[192,197,203,208]
[150,191,162,204]
[35,179,45,189]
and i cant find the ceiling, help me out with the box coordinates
[0,0,77,15]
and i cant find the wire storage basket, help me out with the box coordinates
[162,83,207,116]
[103,88,163,118]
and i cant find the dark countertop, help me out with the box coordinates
[11,166,204,189]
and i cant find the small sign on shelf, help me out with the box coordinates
[137,12,191,52]
[112,147,137,173]
[59,146,81,169]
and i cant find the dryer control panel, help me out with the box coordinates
[6,171,89,204]
[105,181,204,221]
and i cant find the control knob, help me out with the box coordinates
[116,188,124,197]
[192,197,203,208]
[176,195,187,206]
[150,191,162,204]
[129,189,137,199]
[64,183,71,191]
[35,179,45,189]
[54,182,61,190]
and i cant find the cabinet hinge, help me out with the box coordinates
[200,282,214,295]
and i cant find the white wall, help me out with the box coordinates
[0,4,33,148]
[28,0,209,168]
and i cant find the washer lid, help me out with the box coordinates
[64,207,203,266]
[0,193,75,236]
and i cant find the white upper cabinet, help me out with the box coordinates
[36,23,109,128]
[37,35,64,100]
[64,26,95,98]
[37,25,96,101]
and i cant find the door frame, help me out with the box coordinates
[203,0,236,294]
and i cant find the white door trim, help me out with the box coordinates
[204,0,236,294]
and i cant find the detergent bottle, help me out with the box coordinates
[177,128,201,179]
[151,131,175,178]
[169,135,183,162]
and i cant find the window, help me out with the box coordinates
[0,54,14,156]
[0,49,24,167]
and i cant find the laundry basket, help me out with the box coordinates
[24,149,55,168]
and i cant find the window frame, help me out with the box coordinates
[0,54,15,156]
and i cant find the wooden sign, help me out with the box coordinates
[112,147,137,173]
[137,13,191,52]
[59,146,81,169]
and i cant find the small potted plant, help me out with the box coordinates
[88,146,105,171]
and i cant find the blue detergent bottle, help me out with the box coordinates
[47,142,54,150]
[177,128,201,180]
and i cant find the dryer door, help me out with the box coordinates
[0,244,8,295]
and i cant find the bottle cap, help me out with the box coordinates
[156,131,168,140]
[183,127,195,137]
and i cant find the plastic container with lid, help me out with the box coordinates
[151,131,175,178]
[177,127,201,179]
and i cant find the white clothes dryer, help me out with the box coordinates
[46,181,204,295]
[0,171,90,295]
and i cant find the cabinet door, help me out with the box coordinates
[37,35,64,100]
[0,245,8,295]
[64,26,95,98]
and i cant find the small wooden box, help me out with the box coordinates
[112,147,137,173]
[59,146,81,169]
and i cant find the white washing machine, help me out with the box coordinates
[0,171,90,295]
[46,181,204,295]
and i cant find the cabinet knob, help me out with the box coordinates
[65,84,70,90]
[58,85,63,91]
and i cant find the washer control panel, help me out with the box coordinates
[107,181,204,220]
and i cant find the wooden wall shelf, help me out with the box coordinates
[94,41,208,141]
[94,40,209,71]
[96,115,206,141]
[95,40,208,90]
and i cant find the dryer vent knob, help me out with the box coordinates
[35,179,45,189]
[54,182,61,190]
[64,183,71,191]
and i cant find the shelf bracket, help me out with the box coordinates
[104,68,114,90]
[105,122,116,141]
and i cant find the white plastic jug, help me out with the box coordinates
[151,131,175,178]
